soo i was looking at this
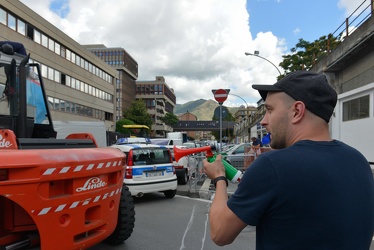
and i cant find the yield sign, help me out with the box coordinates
[213,89,228,103]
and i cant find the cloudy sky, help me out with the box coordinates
[20,0,366,107]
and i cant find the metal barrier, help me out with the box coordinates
[188,153,206,193]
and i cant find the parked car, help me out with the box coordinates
[223,143,252,171]
[111,142,177,198]
[168,146,198,185]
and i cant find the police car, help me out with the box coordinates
[111,138,177,198]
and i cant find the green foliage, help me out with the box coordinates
[123,99,153,128]
[160,112,179,126]
[116,119,135,134]
[279,34,340,77]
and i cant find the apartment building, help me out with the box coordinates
[0,0,118,130]
[136,76,176,137]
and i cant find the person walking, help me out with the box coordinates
[203,71,374,249]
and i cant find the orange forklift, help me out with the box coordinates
[0,42,135,249]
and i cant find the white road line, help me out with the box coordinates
[180,204,197,250]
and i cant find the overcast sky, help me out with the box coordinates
[20,0,365,107]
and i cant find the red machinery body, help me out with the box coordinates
[0,130,126,249]
[0,42,135,249]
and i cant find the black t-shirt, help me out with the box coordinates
[227,140,374,249]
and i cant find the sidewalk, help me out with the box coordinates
[176,177,238,200]
[198,178,238,200]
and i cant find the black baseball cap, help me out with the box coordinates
[252,71,337,122]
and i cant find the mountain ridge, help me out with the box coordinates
[175,99,238,121]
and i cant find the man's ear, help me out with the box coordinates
[291,101,306,123]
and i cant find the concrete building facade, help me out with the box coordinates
[83,44,138,121]
[0,1,118,130]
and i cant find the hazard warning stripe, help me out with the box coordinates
[31,186,123,216]
[42,160,122,176]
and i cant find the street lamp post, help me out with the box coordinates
[244,51,282,76]
[229,93,250,143]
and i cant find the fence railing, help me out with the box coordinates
[331,0,373,43]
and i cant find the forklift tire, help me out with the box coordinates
[105,185,135,245]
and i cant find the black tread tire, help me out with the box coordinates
[105,185,135,245]
[164,189,177,198]
[178,170,188,185]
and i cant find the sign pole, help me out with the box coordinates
[219,102,222,152]
[212,88,230,152]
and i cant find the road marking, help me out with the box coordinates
[180,204,197,250]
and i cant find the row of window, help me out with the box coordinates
[0,7,113,84]
[29,60,113,103]
[48,96,109,120]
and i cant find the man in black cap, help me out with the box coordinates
[203,71,374,249]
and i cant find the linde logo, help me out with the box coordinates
[0,134,12,148]
[76,177,107,192]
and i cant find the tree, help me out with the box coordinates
[123,99,153,129]
[159,112,179,126]
[279,34,340,76]
[115,118,135,135]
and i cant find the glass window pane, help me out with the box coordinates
[7,13,16,30]
[54,70,60,82]
[41,64,48,78]
[33,30,41,44]
[71,52,76,63]
[54,42,60,55]
[76,79,80,90]
[0,8,6,25]
[66,75,71,87]
[48,67,54,80]
[48,38,54,51]
[66,49,71,61]
[41,34,48,47]
[17,19,26,35]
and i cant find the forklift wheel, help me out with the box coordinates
[105,185,135,245]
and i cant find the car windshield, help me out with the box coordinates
[132,148,171,165]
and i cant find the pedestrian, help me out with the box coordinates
[250,136,262,150]
[203,71,374,249]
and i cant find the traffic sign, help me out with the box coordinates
[213,89,228,103]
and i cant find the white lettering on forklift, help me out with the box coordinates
[0,134,12,148]
[76,177,107,192]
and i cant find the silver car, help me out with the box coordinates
[223,143,253,171]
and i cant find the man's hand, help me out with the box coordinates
[203,154,226,179]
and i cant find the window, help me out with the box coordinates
[41,34,48,47]
[66,49,71,61]
[34,30,41,44]
[54,70,60,83]
[343,95,370,121]
[41,64,48,78]
[48,38,54,51]
[7,13,16,30]
[54,42,60,55]
[17,19,25,35]
[0,8,6,25]
[48,67,54,80]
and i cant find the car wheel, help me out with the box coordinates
[178,170,188,185]
[104,185,135,245]
[164,189,177,199]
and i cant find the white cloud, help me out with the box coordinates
[338,0,368,17]
[20,0,285,106]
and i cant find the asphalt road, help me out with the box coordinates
[90,192,256,250]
